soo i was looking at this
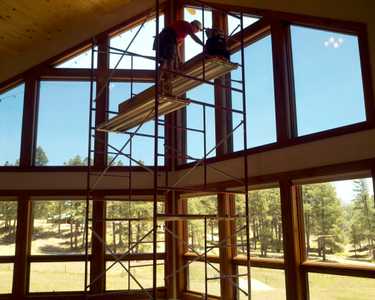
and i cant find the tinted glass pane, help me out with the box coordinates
[236,188,283,259]
[308,273,375,300]
[0,201,17,256]
[187,196,218,255]
[231,35,276,150]
[227,15,260,36]
[0,84,24,166]
[37,81,91,166]
[31,200,91,255]
[188,261,220,296]
[302,178,375,267]
[110,16,164,69]
[291,26,366,136]
[0,263,13,294]
[55,47,97,68]
[186,84,215,161]
[106,201,164,254]
[29,262,87,292]
[108,82,164,166]
[238,267,286,300]
[106,260,164,290]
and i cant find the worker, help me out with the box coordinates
[154,19,204,71]
[204,28,230,60]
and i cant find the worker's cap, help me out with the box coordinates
[191,20,203,31]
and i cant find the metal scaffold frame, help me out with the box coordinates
[83,0,252,299]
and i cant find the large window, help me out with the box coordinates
[110,16,164,70]
[54,47,98,69]
[0,84,24,166]
[108,81,164,166]
[308,273,375,300]
[186,84,216,162]
[301,178,374,267]
[106,260,164,291]
[0,200,17,294]
[187,195,218,256]
[236,188,283,259]
[227,15,260,36]
[105,200,164,291]
[238,266,286,300]
[37,81,92,166]
[187,261,221,297]
[231,35,277,151]
[105,200,164,254]
[290,26,366,136]
[29,199,91,292]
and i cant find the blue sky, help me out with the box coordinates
[0,9,370,202]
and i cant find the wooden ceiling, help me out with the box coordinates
[0,0,154,82]
[0,0,372,84]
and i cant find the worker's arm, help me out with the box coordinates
[189,32,204,47]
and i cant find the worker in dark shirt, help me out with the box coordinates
[154,19,204,70]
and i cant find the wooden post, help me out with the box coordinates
[90,195,106,293]
[271,20,295,142]
[13,195,32,298]
[212,10,237,299]
[90,33,109,293]
[279,179,308,300]
[20,76,39,167]
[164,1,186,299]
[94,33,109,169]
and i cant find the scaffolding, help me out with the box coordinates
[84,0,252,299]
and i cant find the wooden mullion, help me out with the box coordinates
[280,179,307,300]
[271,20,295,142]
[357,26,375,125]
[90,195,106,293]
[20,77,39,167]
[13,195,32,298]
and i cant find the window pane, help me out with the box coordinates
[29,262,87,292]
[108,82,164,166]
[184,7,212,61]
[186,84,215,161]
[0,84,24,166]
[0,263,13,294]
[0,201,17,256]
[236,188,283,259]
[106,260,164,290]
[232,35,276,150]
[291,26,366,136]
[31,200,91,255]
[302,178,375,267]
[106,201,164,254]
[238,267,286,300]
[187,196,218,255]
[110,16,164,69]
[188,261,220,297]
[227,15,260,36]
[37,81,92,166]
[55,47,97,68]
[308,273,375,300]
